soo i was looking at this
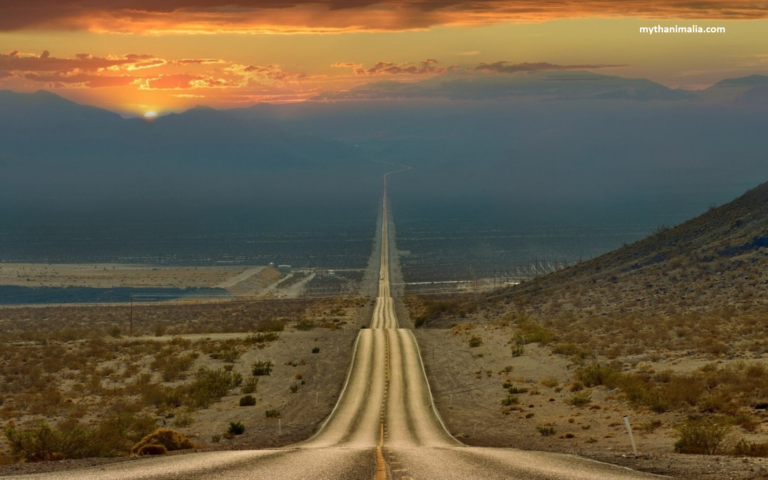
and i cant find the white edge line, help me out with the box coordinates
[295,331,364,446]
[407,329,464,447]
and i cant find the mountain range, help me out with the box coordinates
[1,71,767,223]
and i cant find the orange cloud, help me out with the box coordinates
[0,50,160,72]
[172,59,226,65]
[472,62,627,74]
[141,74,239,90]
[1,1,766,34]
[24,73,137,88]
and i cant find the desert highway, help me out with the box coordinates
[11,173,659,479]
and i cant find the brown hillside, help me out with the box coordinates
[497,180,768,319]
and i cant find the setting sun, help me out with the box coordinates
[144,111,158,119]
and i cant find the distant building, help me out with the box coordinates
[278,265,292,274]
[328,270,336,278]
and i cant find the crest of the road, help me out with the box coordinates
[13,168,662,479]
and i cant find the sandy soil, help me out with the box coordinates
[174,329,359,449]
[417,326,768,480]
[0,264,259,289]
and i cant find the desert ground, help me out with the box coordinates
[403,291,768,480]
[0,296,371,475]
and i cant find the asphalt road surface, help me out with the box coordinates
[9,174,661,479]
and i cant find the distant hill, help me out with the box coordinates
[0,90,364,169]
[699,74,768,104]
[312,71,696,102]
[405,180,768,359]
[0,90,376,210]
[494,180,768,316]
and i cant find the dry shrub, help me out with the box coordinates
[131,429,194,455]
[566,390,592,407]
[4,422,111,462]
[135,444,167,456]
[733,439,768,457]
[674,418,730,455]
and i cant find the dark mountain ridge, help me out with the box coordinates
[495,180,768,316]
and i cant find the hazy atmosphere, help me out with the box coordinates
[1,1,768,479]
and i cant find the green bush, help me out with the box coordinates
[4,422,110,462]
[576,363,620,388]
[239,395,256,407]
[252,361,274,376]
[501,394,519,406]
[537,426,556,437]
[265,409,281,418]
[468,336,483,348]
[228,422,245,435]
[188,368,243,408]
[312,347,320,354]
[674,418,730,455]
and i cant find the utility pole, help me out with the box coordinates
[129,294,134,336]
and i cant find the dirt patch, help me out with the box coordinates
[417,327,768,479]
[0,264,252,289]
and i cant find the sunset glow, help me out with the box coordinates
[1,1,767,114]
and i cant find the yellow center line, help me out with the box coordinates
[375,423,387,480]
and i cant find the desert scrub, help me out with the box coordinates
[537,426,556,437]
[152,348,197,382]
[240,395,256,407]
[189,367,243,408]
[228,421,245,435]
[241,377,258,394]
[252,360,274,376]
[245,332,280,345]
[732,439,768,457]
[4,422,111,461]
[575,363,620,388]
[540,377,559,388]
[468,336,483,348]
[265,409,281,418]
[510,313,555,345]
[131,429,194,455]
[566,390,592,407]
[674,417,730,455]
[256,320,285,332]
[501,394,519,406]
[209,347,241,363]
[296,319,315,331]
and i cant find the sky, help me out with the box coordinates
[1,1,767,116]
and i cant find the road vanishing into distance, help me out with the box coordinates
[13,171,659,480]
